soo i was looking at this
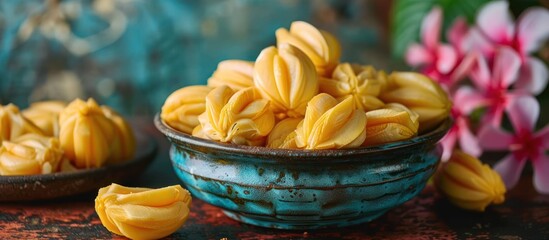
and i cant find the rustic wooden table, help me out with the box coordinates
[1,118,548,240]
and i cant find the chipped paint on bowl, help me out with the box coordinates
[155,115,450,229]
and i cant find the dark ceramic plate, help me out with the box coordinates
[0,130,157,202]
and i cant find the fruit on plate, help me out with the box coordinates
[0,104,44,143]
[22,101,66,137]
[0,133,64,175]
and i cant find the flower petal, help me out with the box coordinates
[477,125,513,150]
[536,125,549,149]
[405,44,433,67]
[447,17,468,54]
[440,129,457,161]
[494,154,527,190]
[436,44,458,74]
[421,7,442,50]
[469,54,491,91]
[514,57,549,95]
[493,47,521,88]
[516,7,549,54]
[533,154,549,194]
[506,95,539,133]
[484,104,506,127]
[453,86,487,114]
[448,52,477,87]
[476,1,515,44]
[457,118,481,157]
[463,27,496,58]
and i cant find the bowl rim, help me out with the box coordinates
[154,114,451,159]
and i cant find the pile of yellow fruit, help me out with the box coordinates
[162,21,451,149]
[0,99,136,175]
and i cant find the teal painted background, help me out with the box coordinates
[0,0,392,115]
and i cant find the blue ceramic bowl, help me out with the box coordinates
[155,115,450,229]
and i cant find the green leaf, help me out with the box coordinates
[391,0,494,59]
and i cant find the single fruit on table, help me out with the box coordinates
[195,86,275,146]
[295,94,367,149]
[161,86,213,135]
[434,150,506,212]
[276,21,341,77]
[0,133,64,175]
[95,184,192,240]
[253,43,319,119]
[207,60,254,90]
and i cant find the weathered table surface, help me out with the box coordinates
[1,118,548,240]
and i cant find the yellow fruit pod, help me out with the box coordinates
[276,21,341,77]
[191,124,208,139]
[101,106,136,163]
[95,184,192,240]
[207,60,254,90]
[0,133,64,175]
[320,63,386,111]
[22,101,66,137]
[363,103,419,146]
[379,72,451,133]
[59,98,116,169]
[196,86,275,146]
[253,44,319,119]
[58,157,78,173]
[161,86,213,134]
[266,117,302,149]
[295,94,367,149]
[434,150,506,212]
[1,104,44,142]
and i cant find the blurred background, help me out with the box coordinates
[0,0,547,116]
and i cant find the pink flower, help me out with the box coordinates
[478,96,549,193]
[466,1,549,95]
[440,87,484,161]
[469,47,526,126]
[405,7,475,90]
